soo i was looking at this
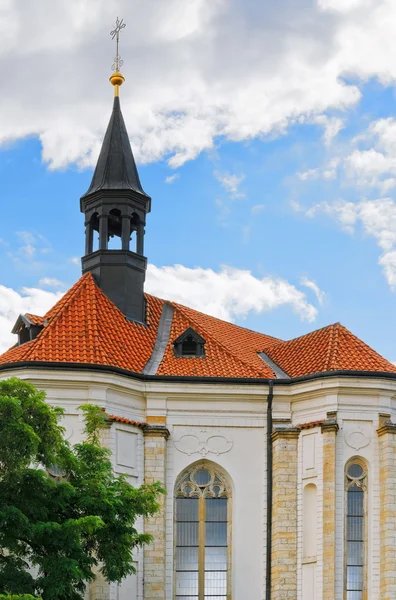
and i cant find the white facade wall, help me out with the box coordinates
[2,368,396,599]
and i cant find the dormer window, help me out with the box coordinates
[12,314,44,346]
[173,328,206,358]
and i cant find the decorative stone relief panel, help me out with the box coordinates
[302,433,316,473]
[117,563,137,599]
[302,563,316,600]
[174,428,233,456]
[61,414,84,446]
[116,429,137,469]
[345,425,371,451]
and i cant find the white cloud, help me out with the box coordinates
[165,173,180,184]
[251,204,265,215]
[379,251,396,289]
[0,262,319,354]
[9,230,52,264]
[307,199,358,233]
[69,257,80,265]
[298,158,340,181]
[17,231,36,245]
[19,244,35,259]
[300,276,325,305]
[39,277,65,289]
[345,148,396,191]
[214,171,245,199]
[301,116,396,192]
[305,198,396,289]
[343,118,396,192]
[0,0,381,170]
[0,285,63,354]
[146,264,318,323]
[318,0,372,14]
[313,115,345,146]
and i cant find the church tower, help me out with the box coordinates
[80,39,151,323]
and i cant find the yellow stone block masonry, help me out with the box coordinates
[143,424,169,600]
[271,426,299,599]
[321,412,338,600]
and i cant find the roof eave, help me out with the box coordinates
[1,360,396,386]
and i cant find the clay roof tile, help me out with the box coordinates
[0,274,395,380]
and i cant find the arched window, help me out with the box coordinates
[108,208,122,249]
[345,459,367,600]
[174,463,231,599]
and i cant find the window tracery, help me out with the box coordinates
[345,459,367,600]
[174,463,231,599]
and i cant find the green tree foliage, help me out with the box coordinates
[0,378,163,600]
[0,595,41,600]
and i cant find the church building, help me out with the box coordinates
[1,57,396,600]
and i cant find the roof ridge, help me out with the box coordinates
[168,302,272,378]
[334,322,396,370]
[326,322,341,370]
[27,274,96,358]
[44,273,93,321]
[274,321,340,347]
[145,293,282,343]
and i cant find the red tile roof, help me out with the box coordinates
[108,415,146,427]
[25,313,45,326]
[0,273,395,380]
[264,322,396,377]
[297,420,325,430]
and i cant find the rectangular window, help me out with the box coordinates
[176,498,199,599]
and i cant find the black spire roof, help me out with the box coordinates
[82,96,148,198]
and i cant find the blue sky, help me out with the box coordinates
[1,0,396,363]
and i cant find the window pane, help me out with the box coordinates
[176,572,198,595]
[347,542,363,566]
[346,593,363,600]
[177,522,199,546]
[347,566,363,591]
[347,517,363,541]
[194,469,211,486]
[177,547,199,571]
[204,571,227,595]
[205,522,227,546]
[177,498,199,521]
[205,547,227,571]
[206,498,227,522]
[348,490,363,516]
[348,464,363,479]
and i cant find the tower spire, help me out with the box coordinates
[80,19,151,324]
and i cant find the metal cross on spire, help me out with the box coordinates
[110,17,126,73]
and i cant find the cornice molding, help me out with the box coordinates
[143,424,170,439]
[376,424,396,437]
[271,427,300,441]
[320,411,339,434]
[377,415,396,437]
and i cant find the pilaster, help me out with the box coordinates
[321,412,338,600]
[271,426,299,599]
[143,424,169,600]
[90,419,112,600]
[377,413,396,599]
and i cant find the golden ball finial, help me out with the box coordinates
[110,71,125,96]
